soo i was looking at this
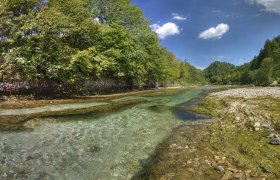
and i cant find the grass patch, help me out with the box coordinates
[190,94,280,179]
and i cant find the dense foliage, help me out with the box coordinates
[0,0,205,95]
[204,35,280,86]
[247,36,280,85]
[204,61,236,84]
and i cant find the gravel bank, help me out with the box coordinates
[211,87,280,98]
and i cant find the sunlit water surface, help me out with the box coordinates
[0,88,204,179]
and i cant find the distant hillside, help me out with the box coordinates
[204,61,236,84]
[204,35,280,85]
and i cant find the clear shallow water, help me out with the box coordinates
[0,88,204,180]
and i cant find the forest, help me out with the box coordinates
[0,0,205,96]
[0,0,279,97]
[204,35,280,86]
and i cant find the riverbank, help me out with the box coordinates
[142,87,280,179]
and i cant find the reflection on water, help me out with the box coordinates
[0,88,205,179]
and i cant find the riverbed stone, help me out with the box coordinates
[220,171,232,180]
[235,117,241,121]
[263,113,270,119]
[187,168,195,173]
[216,165,225,173]
[227,168,241,173]
[232,172,243,179]
[211,87,280,99]
[254,122,260,127]
[269,137,280,145]
[170,144,177,148]
[205,159,211,165]
[245,170,251,174]
[193,161,200,167]
[254,122,261,131]
[262,122,273,131]
[214,155,220,161]
[267,133,279,138]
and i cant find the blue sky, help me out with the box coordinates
[131,0,280,69]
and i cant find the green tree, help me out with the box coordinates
[255,58,273,86]
[0,0,207,95]
[204,61,236,84]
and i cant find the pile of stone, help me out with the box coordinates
[212,88,280,148]
[220,168,252,180]
[211,87,280,99]
[213,155,252,180]
[224,100,274,132]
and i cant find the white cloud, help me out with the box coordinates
[199,23,230,40]
[212,10,243,19]
[210,56,233,60]
[248,0,280,14]
[151,22,181,39]
[195,66,205,70]
[172,13,187,20]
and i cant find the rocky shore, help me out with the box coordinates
[142,87,280,180]
[211,87,280,98]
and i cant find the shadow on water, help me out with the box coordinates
[146,88,210,121]
[147,104,210,122]
[172,88,210,121]
[172,106,209,121]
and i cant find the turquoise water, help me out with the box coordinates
[0,88,204,180]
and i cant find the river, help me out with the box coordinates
[0,87,208,180]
